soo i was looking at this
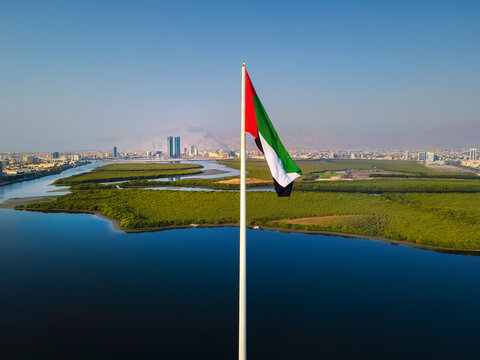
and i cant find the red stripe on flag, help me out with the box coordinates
[245,69,258,138]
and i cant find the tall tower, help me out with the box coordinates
[470,148,477,161]
[113,146,117,157]
[0,161,3,177]
[175,137,181,158]
[167,137,174,158]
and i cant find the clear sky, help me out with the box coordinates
[1,0,479,152]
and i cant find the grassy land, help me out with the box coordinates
[54,163,203,185]
[119,177,270,190]
[119,177,480,193]
[219,159,476,180]
[21,189,480,250]
[294,178,480,193]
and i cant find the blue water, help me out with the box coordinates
[1,209,480,359]
[0,160,242,204]
[0,162,109,202]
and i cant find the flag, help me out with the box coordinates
[244,69,302,196]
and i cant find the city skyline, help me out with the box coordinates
[1,1,479,152]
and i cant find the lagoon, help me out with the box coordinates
[1,208,480,359]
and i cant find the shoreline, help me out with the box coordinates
[7,206,480,256]
[0,162,90,187]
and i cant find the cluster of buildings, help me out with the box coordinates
[2,145,479,178]
[284,148,479,168]
[142,137,235,160]
[0,152,85,177]
[461,148,479,168]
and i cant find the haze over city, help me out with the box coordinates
[1,0,479,152]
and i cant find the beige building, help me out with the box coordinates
[461,160,480,168]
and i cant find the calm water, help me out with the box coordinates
[0,160,242,204]
[1,209,480,359]
[0,162,109,203]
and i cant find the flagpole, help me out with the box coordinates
[239,61,247,360]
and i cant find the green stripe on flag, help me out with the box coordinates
[253,96,302,176]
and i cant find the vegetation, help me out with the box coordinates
[70,183,118,190]
[119,177,270,190]
[294,178,480,193]
[16,159,480,251]
[118,177,480,194]
[21,189,480,250]
[54,163,203,185]
[219,159,476,180]
[369,172,479,179]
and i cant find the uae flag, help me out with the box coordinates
[244,69,302,196]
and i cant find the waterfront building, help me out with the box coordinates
[175,137,181,158]
[470,148,477,161]
[167,137,174,157]
[417,152,427,161]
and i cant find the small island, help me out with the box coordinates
[16,160,480,252]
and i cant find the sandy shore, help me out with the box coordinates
[217,178,271,184]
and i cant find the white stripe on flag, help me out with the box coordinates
[258,132,300,188]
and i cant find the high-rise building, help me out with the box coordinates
[190,145,195,155]
[470,148,477,161]
[417,152,426,161]
[113,146,117,157]
[426,152,436,163]
[167,137,174,157]
[175,137,181,158]
[52,152,59,159]
[0,161,3,177]
[404,151,409,160]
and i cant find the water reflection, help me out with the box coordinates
[1,209,480,359]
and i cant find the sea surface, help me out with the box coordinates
[1,162,480,359]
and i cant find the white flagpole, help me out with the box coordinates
[239,61,247,360]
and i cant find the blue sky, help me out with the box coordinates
[1,0,479,152]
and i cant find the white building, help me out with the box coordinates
[426,152,436,163]
[417,152,426,161]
